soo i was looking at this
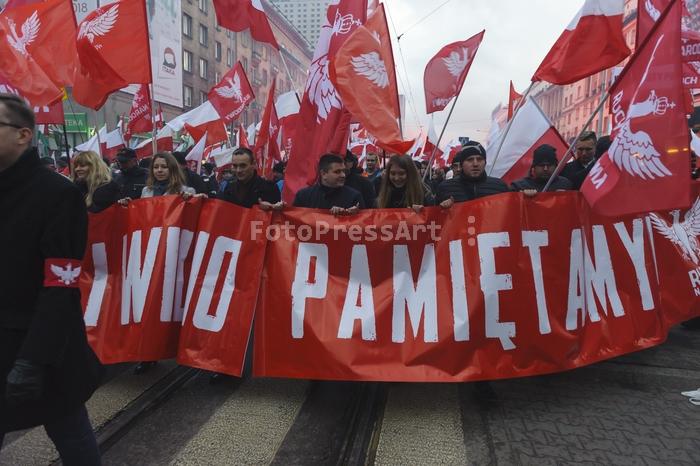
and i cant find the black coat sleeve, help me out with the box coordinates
[18,186,88,366]
[89,180,121,213]
[260,181,281,204]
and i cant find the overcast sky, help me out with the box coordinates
[381,0,583,145]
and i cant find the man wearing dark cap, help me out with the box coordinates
[436,141,509,206]
[511,144,573,194]
[560,130,597,190]
[0,94,102,463]
[114,147,148,199]
[172,151,208,194]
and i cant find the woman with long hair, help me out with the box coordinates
[377,154,434,211]
[118,152,199,205]
[71,150,121,213]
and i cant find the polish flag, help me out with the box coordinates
[212,0,279,50]
[441,138,463,170]
[424,30,484,114]
[185,120,228,147]
[486,97,568,185]
[134,126,174,159]
[408,134,424,161]
[331,4,414,154]
[208,61,255,123]
[282,0,367,203]
[532,0,631,85]
[75,125,107,154]
[424,119,444,167]
[185,132,207,164]
[101,122,125,159]
[275,90,299,158]
[582,0,692,216]
[507,81,522,121]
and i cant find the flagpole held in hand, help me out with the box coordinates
[542,89,610,192]
[423,96,458,182]
[487,81,534,176]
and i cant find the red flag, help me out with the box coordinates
[212,0,279,50]
[331,4,413,154]
[0,74,64,123]
[134,128,174,159]
[238,123,250,148]
[208,61,255,123]
[125,84,153,140]
[532,0,630,85]
[581,0,691,216]
[640,0,700,64]
[73,0,152,110]
[424,119,444,167]
[507,81,522,121]
[185,120,228,146]
[423,30,484,114]
[155,104,164,129]
[282,0,367,203]
[255,80,281,178]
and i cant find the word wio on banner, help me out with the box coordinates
[79,192,700,381]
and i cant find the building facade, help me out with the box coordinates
[269,0,331,47]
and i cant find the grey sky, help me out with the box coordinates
[382,0,582,145]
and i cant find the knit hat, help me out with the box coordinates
[453,141,486,165]
[532,144,557,166]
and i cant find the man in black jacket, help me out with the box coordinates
[294,154,365,213]
[344,151,376,208]
[217,147,280,207]
[510,144,573,194]
[173,151,208,194]
[0,94,102,463]
[560,130,597,190]
[114,147,148,199]
[436,142,510,206]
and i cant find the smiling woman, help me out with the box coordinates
[71,150,121,213]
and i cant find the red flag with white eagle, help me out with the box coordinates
[0,74,64,123]
[532,0,630,85]
[125,84,153,140]
[282,0,367,203]
[255,79,281,178]
[330,3,413,154]
[73,0,152,110]
[208,61,255,123]
[423,30,484,114]
[581,0,691,216]
[507,81,522,121]
[212,0,279,50]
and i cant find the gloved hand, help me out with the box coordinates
[5,359,46,407]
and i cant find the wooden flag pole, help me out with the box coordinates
[487,81,534,176]
[542,88,610,192]
[278,47,302,105]
[149,84,158,156]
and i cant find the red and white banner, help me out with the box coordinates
[424,31,484,114]
[208,61,254,124]
[79,191,700,380]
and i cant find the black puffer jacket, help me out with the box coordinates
[293,184,365,209]
[510,176,573,192]
[114,165,148,199]
[436,172,510,203]
[345,170,376,208]
[217,173,280,208]
[0,148,102,432]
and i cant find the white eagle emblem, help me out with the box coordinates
[608,36,674,180]
[442,47,469,78]
[78,4,119,44]
[650,198,700,265]
[50,263,82,285]
[6,11,40,56]
[215,72,243,101]
[352,52,388,88]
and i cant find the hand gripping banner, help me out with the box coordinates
[79,192,700,380]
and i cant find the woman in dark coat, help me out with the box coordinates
[376,154,435,211]
[72,150,121,213]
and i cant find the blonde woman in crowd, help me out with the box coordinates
[71,150,121,213]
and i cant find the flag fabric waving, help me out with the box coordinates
[581,0,691,216]
[282,0,367,203]
[532,0,630,85]
[73,0,151,109]
[255,80,281,178]
[125,84,153,140]
[208,61,255,123]
[212,0,279,49]
[330,3,413,154]
[423,30,485,114]
[507,81,523,121]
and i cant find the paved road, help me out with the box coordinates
[1,326,699,465]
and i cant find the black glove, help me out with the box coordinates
[5,359,46,407]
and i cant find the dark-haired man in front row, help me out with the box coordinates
[293,153,365,214]
[217,147,281,208]
[0,94,102,463]
[436,142,510,207]
[510,144,573,195]
[560,130,597,190]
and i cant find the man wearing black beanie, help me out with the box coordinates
[436,141,509,206]
[511,144,572,194]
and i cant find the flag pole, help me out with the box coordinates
[149,84,158,156]
[278,47,302,105]
[93,114,103,158]
[487,81,534,176]
[542,88,611,192]
[62,122,72,176]
[423,96,459,181]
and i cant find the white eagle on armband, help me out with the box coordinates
[50,263,82,285]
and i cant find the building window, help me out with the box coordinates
[262,69,268,85]
[242,56,247,73]
[199,58,208,79]
[200,91,207,104]
[199,25,208,47]
[182,14,192,37]
[215,41,222,61]
[184,86,193,107]
[183,50,193,72]
[215,71,221,83]
[198,0,207,13]
[227,48,233,67]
